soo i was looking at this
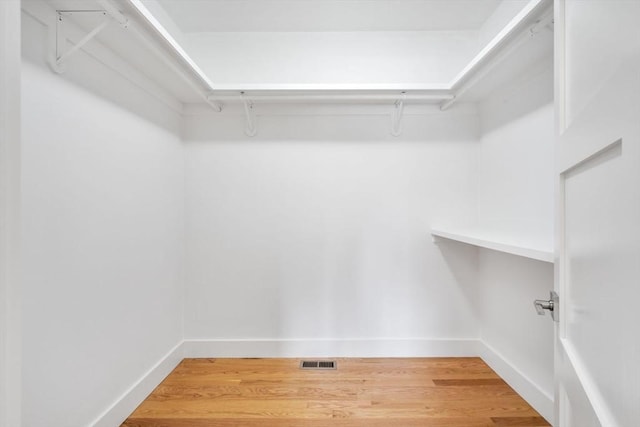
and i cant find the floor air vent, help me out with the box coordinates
[300,360,337,370]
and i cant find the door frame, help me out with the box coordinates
[553,1,565,420]
[0,1,21,426]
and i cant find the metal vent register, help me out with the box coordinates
[300,360,337,370]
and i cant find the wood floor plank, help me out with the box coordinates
[122,418,498,427]
[491,416,551,426]
[147,384,362,402]
[433,379,508,386]
[121,358,550,427]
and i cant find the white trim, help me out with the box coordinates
[479,341,554,423]
[83,339,555,425]
[0,2,21,426]
[559,138,622,178]
[182,338,481,358]
[90,341,184,427]
[553,7,567,424]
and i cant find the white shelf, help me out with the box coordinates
[431,228,554,263]
[23,0,553,111]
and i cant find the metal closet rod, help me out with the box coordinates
[209,93,455,103]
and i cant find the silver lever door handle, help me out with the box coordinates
[533,291,559,322]
[534,298,553,315]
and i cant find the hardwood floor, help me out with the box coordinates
[122,358,550,427]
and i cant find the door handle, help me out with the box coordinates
[534,291,559,322]
[534,298,553,314]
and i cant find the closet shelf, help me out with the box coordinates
[112,0,553,109]
[23,0,553,113]
[431,228,554,263]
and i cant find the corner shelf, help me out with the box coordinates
[431,228,554,263]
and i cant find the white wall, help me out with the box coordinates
[20,12,185,427]
[475,55,555,419]
[183,107,481,352]
[478,57,555,240]
[478,252,553,415]
[185,31,478,87]
[0,2,22,426]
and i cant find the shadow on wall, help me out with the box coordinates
[268,214,418,343]
[21,10,182,135]
[480,55,554,135]
[433,239,481,322]
[182,105,480,144]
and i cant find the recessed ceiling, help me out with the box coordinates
[151,0,503,33]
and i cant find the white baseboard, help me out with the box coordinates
[86,339,553,427]
[479,341,554,423]
[90,341,184,427]
[182,338,481,358]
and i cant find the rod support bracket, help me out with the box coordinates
[241,92,257,137]
[391,92,406,137]
[205,94,224,113]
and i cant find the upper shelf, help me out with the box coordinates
[431,228,554,263]
[22,0,553,111]
[129,0,553,109]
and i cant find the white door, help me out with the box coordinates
[554,0,640,426]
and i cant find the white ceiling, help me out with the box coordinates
[151,0,503,33]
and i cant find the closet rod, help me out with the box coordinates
[210,93,454,103]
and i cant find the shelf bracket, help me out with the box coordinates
[241,92,257,137]
[390,92,406,137]
[50,7,128,74]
